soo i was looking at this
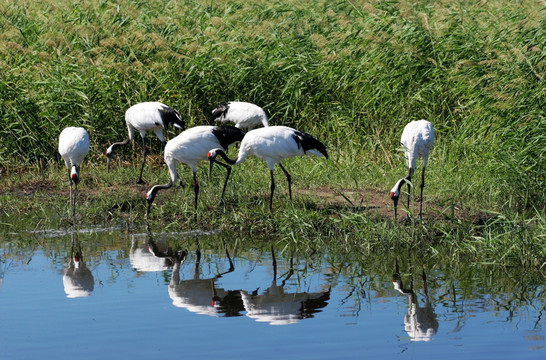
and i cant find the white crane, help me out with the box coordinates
[390,120,434,219]
[145,125,245,215]
[207,125,328,210]
[105,102,185,184]
[58,127,89,215]
[211,101,269,131]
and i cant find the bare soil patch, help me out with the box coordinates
[297,186,477,222]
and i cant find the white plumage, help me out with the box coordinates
[240,249,330,325]
[211,101,269,130]
[390,119,434,219]
[58,126,89,214]
[145,126,245,214]
[63,238,94,298]
[208,126,328,210]
[129,236,174,272]
[169,249,239,317]
[392,263,438,341]
[106,101,185,184]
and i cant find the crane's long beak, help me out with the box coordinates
[392,197,399,220]
[208,157,215,180]
[146,200,152,217]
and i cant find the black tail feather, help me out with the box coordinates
[212,126,246,150]
[293,131,328,159]
[212,103,229,121]
[159,106,185,130]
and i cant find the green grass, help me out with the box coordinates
[0,0,545,269]
[1,162,544,269]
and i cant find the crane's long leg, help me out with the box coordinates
[406,168,413,209]
[278,163,292,202]
[65,162,74,216]
[192,170,199,210]
[271,246,277,280]
[216,247,235,277]
[73,181,78,215]
[137,137,147,184]
[269,169,276,211]
[419,166,426,219]
[281,256,294,286]
[211,160,231,206]
[69,179,74,216]
[422,268,428,295]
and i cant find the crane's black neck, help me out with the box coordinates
[214,149,238,165]
[148,180,174,201]
[396,177,410,192]
[110,138,131,152]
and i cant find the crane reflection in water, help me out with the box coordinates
[392,260,438,341]
[168,246,245,317]
[148,239,330,323]
[239,247,330,325]
[129,232,178,273]
[63,233,94,298]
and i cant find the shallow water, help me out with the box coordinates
[0,227,544,359]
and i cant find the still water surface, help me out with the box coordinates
[0,227,544,359]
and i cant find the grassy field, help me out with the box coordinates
[0,0,544,268]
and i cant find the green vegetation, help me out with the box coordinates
[0,1,544,268]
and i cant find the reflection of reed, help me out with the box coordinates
[392,260,438,341]
[168,247,244,317]
[240,248,330,325]
[63,235,94,298]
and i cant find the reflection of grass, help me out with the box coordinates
[1,228,544,318]
[0,1,544,267]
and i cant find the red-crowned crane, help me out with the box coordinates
[58,126,89,215]
[207,125,328,210]
[105,102,185,184]
[211,101,269,131]
[145,126,245,215]
[390,119,434,220]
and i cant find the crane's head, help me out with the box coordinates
[70,166,80,185]
[211,104,228,122]
[74,252,82,269]
[145,188,156,216]
[390,178,406,220]
[390,191,399,220]
[207,148,221,179]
